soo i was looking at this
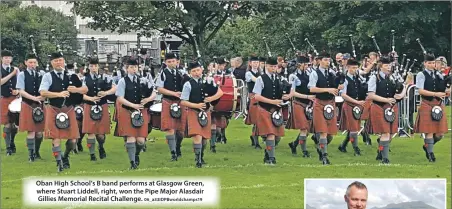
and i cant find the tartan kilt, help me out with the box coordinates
[286,100,311,130]
[161,98,184,132]
[184,107,211,139]
[366,103,398,134]
[339,102,361,132]
[312,99,338,135]
[245,93,258,125]
[82,103,111,135]
[116,106,149,138]
[0,96,15,125]
[255,106,285,137]
[414,99,448,134]
[360,97,372,120]
[18,102,45,132]
[44,105,80,139]
[211,112,228,128]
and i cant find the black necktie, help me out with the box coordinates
[272,74,275,82]
[6,67,10,73]
[57,72,62,80]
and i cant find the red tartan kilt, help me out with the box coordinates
[44,105,80,139]
[161,98,184,132]
[360,97,372,120]
[366,103,398,134]
[211,113,228,128]
[184,108,211,139]
[414,99,448,134]
[18,102,44,132]
[0,96,15,125]
[312,99,338,135]
[116,106,149,138]
[82,103,111,134]
[286,101,311,130]
[255,106,285,137]
[245,93,258,125]
[339,102,361,132]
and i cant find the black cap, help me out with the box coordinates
[249,56,259,62]
[127,58,138,66]
[379,56,391,64]
[188,62,201,71]
[25,54,38,60]
[266,57,278,65]
[259,57,266,62]
[1,50,12,57]
[296,56,310,64]
[346,59,360,66]
[217,57,227,65]
[89,58,99,65]
[317,51,331,59]
[424,53,435,62]
[50,52,63,61]
[66,63,74,69]
[165,52,177,60]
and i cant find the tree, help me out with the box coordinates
[72,1,287,58]
[0,3,79,67]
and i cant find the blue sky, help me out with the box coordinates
[305,179,446,209]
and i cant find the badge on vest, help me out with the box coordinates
[32,106,44,123]
[352,106,362,120]
[271,111,284,127]
[323,104,334,120]
[384,107,395,123]
[431,106,443,121]
[170,103,182,118]
[131,110,144,128]
[55,112,70,129]
[90,105,103,121]
[198,111,208,127]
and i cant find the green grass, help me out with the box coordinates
[1,107,451,209]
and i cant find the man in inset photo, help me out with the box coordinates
[344,181,368,209]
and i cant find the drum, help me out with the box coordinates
[149,103,162,130]
[213,75,240,113]
[8,97,21,125]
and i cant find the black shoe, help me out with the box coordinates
[210,146,216,153]
[302,151,311,158]
[176,145,182,158]
[29,152,35,162]
[11,144,16,154]
[381,158,390,164]
[135,155,140,166]
[57,160,64,172]
[321,154,330,165]
[288,142,297,155]
[222,136,227,144]
[338,145,347,153]
[195,154,202,168]
[170,151,178,161]
[353,147,361,156]
[422,145,429,160]
[265,157,276,165]
[99,148,107,159]
[376,150,383,161]
[130,161,138,170]
[250,136,255,146]
[73,148,78,154]
[62,156,70,169]
[316,148,322,161]
[366,137,372,146]
[35,151,41,159]
[428,152,436,162]
[77,142,83,152]
[255,143,262,150]
[6,148,12,156]
[90,154,97,161]
[263,150,269,163]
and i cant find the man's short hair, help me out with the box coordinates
[368,52,378,57]
[345,181,367,197]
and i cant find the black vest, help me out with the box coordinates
[48,71,70,108]
[315,69,336,100]
[260,74,282,110]
[422,70,446,101]
[247,70,261,93]
[23,70,42,104]
[84,74,108,105]
[1,66,17,97]
[161,68,183,100]
[374,74,397,106]
[345,76,366,101]
[123,76,142,110]
[295,71,311,104]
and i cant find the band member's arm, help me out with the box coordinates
[206,87,224,102]
[156,73,180,97]
[253,77,281,105]
[180,82,204,109]
[39,73,67,98]
[68,84,88,94]
[1,68,18,85]
[367,75,395,104]
[115,78,141,109]
[415,72,445,97]
[341,79,362,105]
[16,71,42,102]
[290,77,312,99]
[245,71,257,82]
[307,71,337,94]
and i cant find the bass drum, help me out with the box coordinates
[213,75,240,113]
[148,103,162,130]
[8,97,21,125]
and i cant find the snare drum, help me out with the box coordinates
[213,75,240,113]
[8,97,22,125]
[149,103,162,130]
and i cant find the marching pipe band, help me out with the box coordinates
[1,34,451,172]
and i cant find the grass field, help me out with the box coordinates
[1,107,451,209]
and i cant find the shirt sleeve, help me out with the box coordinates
[38,73,53,92]
[415,72,425,89]
[245,71,253,82]
[252,77,264,95]
[307,71,318,89]
[115,78,126,97]
[180,82,192,101]
[147,74,155,88]
[367,75,377,92]
[155,71,165,88]
[290,76,301,90]
[15,72,25,90]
